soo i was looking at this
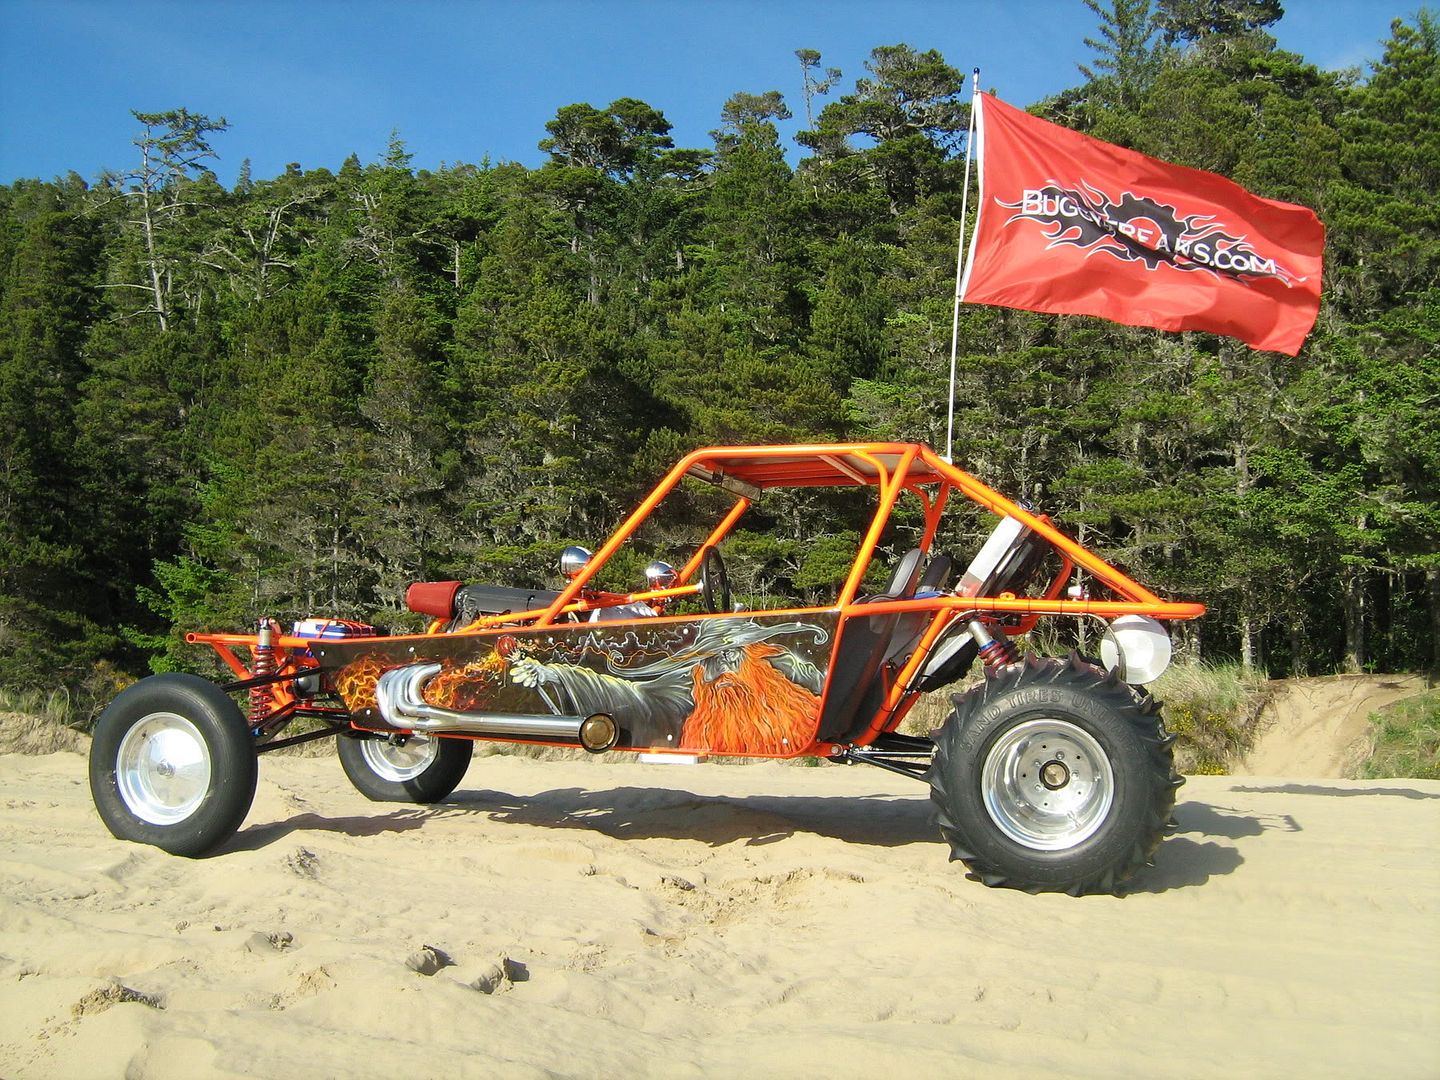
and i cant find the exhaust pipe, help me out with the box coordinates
[374,663,618,751]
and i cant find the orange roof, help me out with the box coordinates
[682,443,951,491]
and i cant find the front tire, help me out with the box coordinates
[89,674,258,857]
[928,654,1180,895]
[337,732,471,803]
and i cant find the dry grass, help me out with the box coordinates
[1148,661,1271,774]
[899,686,973,738]
[0,711,89,755]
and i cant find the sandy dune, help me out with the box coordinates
[1235,674,1432,779]
[1,747,1437,1079]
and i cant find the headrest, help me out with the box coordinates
[919,553,954,592]
[883,548,925,600]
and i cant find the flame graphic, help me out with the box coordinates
[333,653,389,712]
[334,650,506,716]
[422,652,505,710]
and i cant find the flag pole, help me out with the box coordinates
[945,69,981,464]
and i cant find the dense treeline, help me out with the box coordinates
[0,3,1436,700]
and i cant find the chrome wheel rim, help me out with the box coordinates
[360,735,439,782]
[981,718,1114,851]
[116,712,212,825]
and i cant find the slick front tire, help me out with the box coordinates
[89,674,258,857]
[928,654,1181,895]
[337,732,471,803]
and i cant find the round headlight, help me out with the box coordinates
[1100,615,1173,684]
[644,560,678,590]
[560,546,593,581]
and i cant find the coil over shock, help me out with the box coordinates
[968,618,1018,674]
[248,618,278,728]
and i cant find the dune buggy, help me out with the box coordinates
[89,442,1203,894]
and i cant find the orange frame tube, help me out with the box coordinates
[186,442,1203,753]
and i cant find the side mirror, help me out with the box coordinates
[560,546,593,582]
[644,560,678,590]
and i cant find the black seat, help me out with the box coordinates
[917,553,954,594]
[883,552,954,666]
[817,549,925,742]
[860,547,924,605]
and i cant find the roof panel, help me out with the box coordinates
[686,444,949,490]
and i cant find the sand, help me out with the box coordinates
[1,745,1437,1080]
[1235,674,1432,779]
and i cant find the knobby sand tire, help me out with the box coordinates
[927,653,1181,895]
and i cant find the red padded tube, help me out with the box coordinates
[405,580,462,618]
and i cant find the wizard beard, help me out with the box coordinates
[682,643,821,755]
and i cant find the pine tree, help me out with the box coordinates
[1079,0,1161,107]
[798,45,968,216]
[0,199,106,684]
[98,108,230,332]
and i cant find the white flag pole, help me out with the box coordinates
[945,68,981,464]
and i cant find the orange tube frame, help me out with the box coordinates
[186,442,1203,754]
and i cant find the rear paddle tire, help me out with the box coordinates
[337,732,471,803]
[89,674,258,857]
[928,653,1180,895]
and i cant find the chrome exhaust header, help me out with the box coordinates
[375,662,586,741]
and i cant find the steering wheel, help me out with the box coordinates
[699,546,732,614]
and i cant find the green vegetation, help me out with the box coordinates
[1357,691,1440,780]
[0,6,1436,701]
[903,659,1269,774]
[1149,661,1269,773]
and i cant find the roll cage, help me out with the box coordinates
[419,442,1203,632]
[187,442,1203,759]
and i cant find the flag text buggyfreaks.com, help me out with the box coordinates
[959,94,1325,356]
[1011,184,1294,281]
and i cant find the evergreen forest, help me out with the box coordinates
[1,2,1436,705]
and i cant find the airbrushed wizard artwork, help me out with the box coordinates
[352,614,836,757]
[89,443,1205,895]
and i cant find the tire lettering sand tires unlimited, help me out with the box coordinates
[928,654,1181,895]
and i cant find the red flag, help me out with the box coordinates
[959,93,1325,356]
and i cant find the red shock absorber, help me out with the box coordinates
[968,618,1018,674]
[249,618,278,727]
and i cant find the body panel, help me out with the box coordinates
[313,611,840,757]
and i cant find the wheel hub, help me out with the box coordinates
[980,718,1115,851]
[115,712,212,825]
[360,733,441,782]
[1040,760,1070,789]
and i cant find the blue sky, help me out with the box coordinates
[0,0,1407,187]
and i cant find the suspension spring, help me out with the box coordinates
[968,618,1018,674]
[248,619,278,727]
